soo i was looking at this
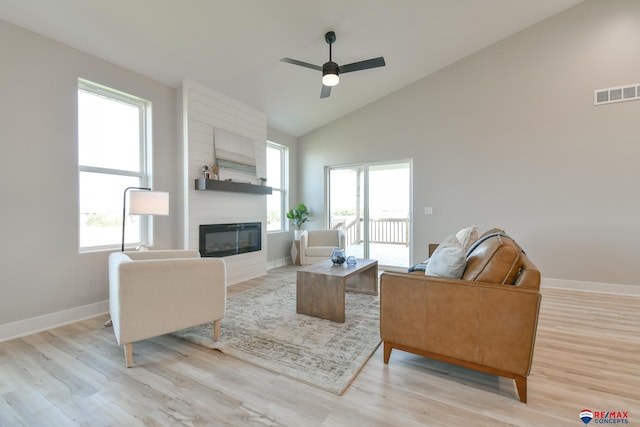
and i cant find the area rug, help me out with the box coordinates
[173,275,381,395]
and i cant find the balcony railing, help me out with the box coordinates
[331,217,409,248]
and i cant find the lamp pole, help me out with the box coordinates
[121,186,150,251]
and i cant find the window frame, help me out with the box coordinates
[266,141,288,233]
[77,79,153,252]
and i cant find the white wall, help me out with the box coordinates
[181,79,268,285]
[0,20,178,337]
[297,0,640,286]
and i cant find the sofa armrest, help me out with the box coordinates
[428,243,439,257]
[109,256,226,345]
[380,271,541,376]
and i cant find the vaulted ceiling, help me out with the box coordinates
[0,0,583,136]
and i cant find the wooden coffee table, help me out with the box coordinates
[296,258,378,323]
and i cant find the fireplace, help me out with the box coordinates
[199,222,261,258]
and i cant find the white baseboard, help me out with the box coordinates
[542,277,640,297]
[267,257,293,269]
[0,301,109,343]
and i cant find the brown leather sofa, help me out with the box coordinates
[380,231,541,402]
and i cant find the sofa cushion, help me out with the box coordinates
[305,246,335,257]
[480,227,506,239]
[455,225,479,253]
[307,230,340,246]
[463,234,523,284]
[425,234,466,279]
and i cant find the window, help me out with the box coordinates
[78,79,152,251]
[266,141,287,232]
[328,161,411,267]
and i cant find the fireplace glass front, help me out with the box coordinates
[199,222,261,258]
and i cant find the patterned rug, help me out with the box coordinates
[173,275,381,395]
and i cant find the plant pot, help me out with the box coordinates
[294,229,303,240]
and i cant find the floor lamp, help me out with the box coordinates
[121,187,170,251]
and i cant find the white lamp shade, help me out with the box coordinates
[322,73,339,87]
[129,190,169,216]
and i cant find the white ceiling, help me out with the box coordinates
[1,0,583,136]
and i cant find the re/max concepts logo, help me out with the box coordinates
[580,409,629,424]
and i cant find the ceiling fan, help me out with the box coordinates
[281,31,386,98]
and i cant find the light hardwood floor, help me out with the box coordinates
[1,266,638,426]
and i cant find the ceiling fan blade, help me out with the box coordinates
[339,57,386,74]
[281,58,322,71]
[320,85,332,98]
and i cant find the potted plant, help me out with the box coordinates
[286,203,310,239]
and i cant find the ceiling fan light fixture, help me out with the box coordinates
[322,61,340,87]
[281,31,385,98]
[322,73,339,87]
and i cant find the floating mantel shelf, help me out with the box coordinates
[195,179,272,195]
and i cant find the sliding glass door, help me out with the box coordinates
[328,161,411,268]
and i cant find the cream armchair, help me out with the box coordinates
[108,250,226,367]
[299,229,346,265]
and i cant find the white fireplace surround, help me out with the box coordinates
[181,79,268,285]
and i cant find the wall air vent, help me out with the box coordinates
[594,84,639,106]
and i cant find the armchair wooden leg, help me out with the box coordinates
[383,342,392,364]
[124,343,133,368]
[213,320,220,342]
[515,375,527,403]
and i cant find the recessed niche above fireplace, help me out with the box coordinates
[199,222,262,258]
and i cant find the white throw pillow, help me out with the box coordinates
[425,234,466,279]
[455,225,479,254]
